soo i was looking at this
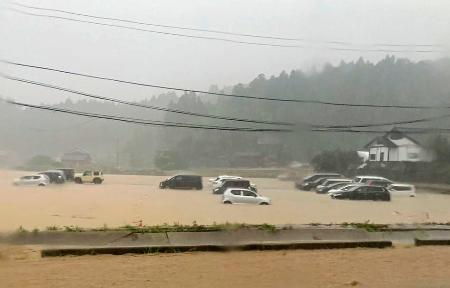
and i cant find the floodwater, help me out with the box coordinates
[1,245,449,288]
[1,170,449,231]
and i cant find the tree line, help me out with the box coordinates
[1,56,450,170]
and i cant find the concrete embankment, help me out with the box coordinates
[2,225,450,257]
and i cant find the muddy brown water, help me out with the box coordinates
[1,170,450,232]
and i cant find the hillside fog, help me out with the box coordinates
[1,56,450,169]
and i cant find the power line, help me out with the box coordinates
[1,74,293,126]
[2,95,446,134]
[4,60,450,110]
[5,73,450,130]
[314,113,450,129]
[6,99,450,134]
[311,127,450,134]
[5,7,443,54]
[5,99,293,132]
[9,1,444,49]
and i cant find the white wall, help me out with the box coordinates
[367,138,433,162]
[389,148,399,161]
[398,146,421,161]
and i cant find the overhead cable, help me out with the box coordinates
[3,60,449,109]
[5,7,443,53]
[9,1,444,49]
[1,73,293,126]
[5,99,292,132]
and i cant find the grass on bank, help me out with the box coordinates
[11,221,450,235]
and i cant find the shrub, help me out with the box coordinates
[311,150,361,174]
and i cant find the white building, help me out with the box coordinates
[365,128,432,162]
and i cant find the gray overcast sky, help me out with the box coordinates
[0,0,449,104]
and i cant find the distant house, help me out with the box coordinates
[61,149,92,167]
[364,128,432,162]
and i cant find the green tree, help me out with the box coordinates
[311,150,361,174]
[429,135,450,163]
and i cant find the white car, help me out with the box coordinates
[13,174,50,186]
[353,176,390,184]
[387,184,416,197]
[222,188,271,205]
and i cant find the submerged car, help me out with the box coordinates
[387,183,416,197]
[39,170,65,184]
[222,188,271,205]
[331,185,391,201]
[366,179,394,187]
[328,183,363,196]
[13,174,50,186]
[316,178,352,194]
[159,175,202,190]
[56,168,75,181]
[213,179,257,195]
[211,176,243,189]
[209,175,242,183]
[296,173,342,191]
[353,176,391,184]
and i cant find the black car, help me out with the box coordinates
[331,185,391,201]
[295,173,342,191]
[56,168,75,181]
[213,179,257,195]
[38,170,66,184]
[366,179,394,187]
[316,181,352,194]
[300,176,338,191]
[159,175,203,190]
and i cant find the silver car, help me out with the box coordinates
[13,174,50,186]
[222,188,271,205]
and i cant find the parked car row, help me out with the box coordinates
[159,174,271,205]
[296,173,416,201]
[13,169,104,186]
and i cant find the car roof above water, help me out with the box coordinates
[355,176,388,179]
[325,178,351,182]
[172,174,201,178]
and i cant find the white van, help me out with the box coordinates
[387,184,416,197]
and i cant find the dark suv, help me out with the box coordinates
[159,175,203,190]
[296,173,342,191]
[213,179,257,195]
[56,168,75,181]
[38,170,65,184]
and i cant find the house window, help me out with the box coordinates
[408,153,419,159]
[370,154,376,160]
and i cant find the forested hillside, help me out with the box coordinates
[1,56,450,169]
